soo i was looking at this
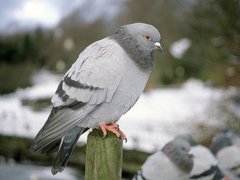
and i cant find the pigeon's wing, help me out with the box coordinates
[52,37,124,107]
[31,38,125,152]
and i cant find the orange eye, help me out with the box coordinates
[145,35,151,40]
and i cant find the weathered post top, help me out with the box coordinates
[85,128,123,180]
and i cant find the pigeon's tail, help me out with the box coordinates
[51,126,88,175]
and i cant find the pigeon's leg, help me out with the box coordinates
[99,124,127,142]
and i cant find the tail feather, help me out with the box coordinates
[41,139,61,156]
[30,103,95,153]
[51,126,88,175]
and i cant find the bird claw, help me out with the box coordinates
[118,128,127,143]
[99,124,127,143]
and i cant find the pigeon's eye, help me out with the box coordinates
[145,35,151,40]
[181,147,186,151]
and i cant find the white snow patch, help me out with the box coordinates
[169,38,192,59]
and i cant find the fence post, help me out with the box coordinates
[85,128,123,180]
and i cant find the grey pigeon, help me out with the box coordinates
[175,134,227,180]
[210,133,240,180]
[30,23,163,175]
[132,138,194,180]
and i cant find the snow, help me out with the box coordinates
[169,38,192,59]
[0,69,237,153]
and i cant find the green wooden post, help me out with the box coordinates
[85,129,123,180]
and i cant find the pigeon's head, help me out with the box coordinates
[111,23,162,72]
[210,134,232,155]
[162,138,194,172]
[125,23,163,53]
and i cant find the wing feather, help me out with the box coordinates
[31,103,95,151]
[52,37,124,107]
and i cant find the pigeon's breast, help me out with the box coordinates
[140,151,190,180]
[78,42,151,128]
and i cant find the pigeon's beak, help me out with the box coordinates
[154,42,163,53]
[188,151,194,158]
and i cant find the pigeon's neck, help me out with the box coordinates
[110,27,154,73]
[162,146,193,173]
[167,151,193,173]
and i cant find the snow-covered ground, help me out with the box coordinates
[0,69,237,153]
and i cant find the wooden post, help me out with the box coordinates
[85,129,123,180]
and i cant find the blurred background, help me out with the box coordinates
[0,0,239,179]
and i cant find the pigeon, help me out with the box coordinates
[132,138,194,180]
[175,134,227,180]
[210,133,240,180]
[30,23,163,175]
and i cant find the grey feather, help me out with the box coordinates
[30,103,95,152]
[41,139,61,155]
[51,126,88,175]
[31,23,162,175]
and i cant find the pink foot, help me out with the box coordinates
[99,123,127,142]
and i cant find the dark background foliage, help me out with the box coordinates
[0,0,239,94]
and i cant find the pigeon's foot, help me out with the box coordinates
[99,123,127,142]
[224,178,231,180]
